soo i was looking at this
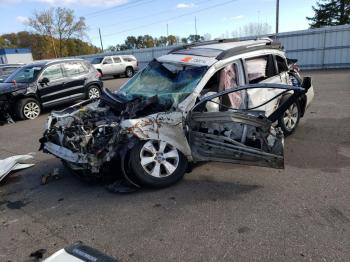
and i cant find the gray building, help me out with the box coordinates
[0,48,33,64]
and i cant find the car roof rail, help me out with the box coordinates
[168,38,242,53]
[168,37,282,55]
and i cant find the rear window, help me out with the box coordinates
[113,57,121,63]
[276,55,288,73]
[64,62,88,76]
[122,57,136,62]
[245,55,277,83]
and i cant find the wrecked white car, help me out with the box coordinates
[40,38,313,188]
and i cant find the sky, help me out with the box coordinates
[0,0,317,48]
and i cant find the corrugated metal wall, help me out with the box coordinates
[80,24,350,70]
[278,24,350,69]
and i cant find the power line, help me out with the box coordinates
[99,0,237,38]
[91,0,212,30]
[84,0,153,18]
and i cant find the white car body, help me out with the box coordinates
[90,55,138,77]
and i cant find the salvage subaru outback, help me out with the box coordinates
[40,38,314,189]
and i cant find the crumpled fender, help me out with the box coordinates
[120,111,193,161]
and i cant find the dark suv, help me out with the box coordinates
[0,59,103,120]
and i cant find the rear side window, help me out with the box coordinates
[113,57,121,63]
[123,57,136,62]
[103,57,113,64]
[42,64,64,81]
[276,55,289,73]
[64,62,88,76]
[245,55,277,83]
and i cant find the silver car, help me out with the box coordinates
[40,38,314,189]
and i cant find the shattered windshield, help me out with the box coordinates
[5,65,42,83]
[118,60,207,105]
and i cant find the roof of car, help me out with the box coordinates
[169,38,282,60]
[24,58,86,67]
[0,64,23,68]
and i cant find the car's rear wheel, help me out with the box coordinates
[129,140,187,188]
[125,67,134,78]
[87,85,101,99]
[15,98,41,120]
[278,94,301,136]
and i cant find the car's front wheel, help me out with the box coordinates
[15,98,41,120]
[278,94,301,136]
[129,140,187,188]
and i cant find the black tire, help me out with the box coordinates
[14,98,41,120]
[125,67,134,78]
[129,140,188,189]
[86,85,101,100]
[278,94,301,136]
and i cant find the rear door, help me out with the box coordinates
[37,63,66,107]
[188,85,287,169]
[61,61,88,99]
[112,56,124,74]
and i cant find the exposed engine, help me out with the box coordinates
[51,102,120,154]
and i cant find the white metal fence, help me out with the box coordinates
[79,24,350,70]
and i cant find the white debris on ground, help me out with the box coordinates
[0,154,35,183]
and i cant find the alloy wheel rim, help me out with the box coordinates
[89,87,100,99]
[23,102,40,119]
[140,140,179,178]
[283,103,298,130]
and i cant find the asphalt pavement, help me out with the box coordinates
[0,71,349,261]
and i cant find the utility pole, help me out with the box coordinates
[99,28,104,52]
[275,0,280,38]
[166,23,169,37]
[195,16,198,36]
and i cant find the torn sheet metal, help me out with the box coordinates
[0,154,35,183]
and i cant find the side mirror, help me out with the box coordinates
[39,77,50,85]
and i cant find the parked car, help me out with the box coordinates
[0,59,102,120]
[40,38,314,189]
[0,64,23,82]
[88,55,138,78]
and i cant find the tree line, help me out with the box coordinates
[106,34,207,52]
[0,32,100,60]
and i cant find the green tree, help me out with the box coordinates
[28,7,87,57]
[187,34,204,43]
[167,35,177,45]
[307,0,350,28]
